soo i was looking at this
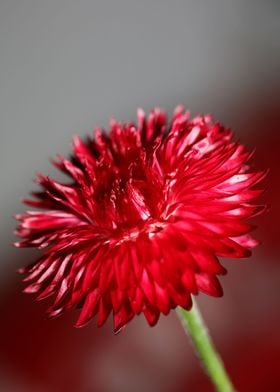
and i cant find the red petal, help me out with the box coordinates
[195,273,223,297]
[75,289,100,327]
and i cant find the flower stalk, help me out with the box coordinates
[177,298,236,392]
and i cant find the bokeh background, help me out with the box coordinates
[0,1,279,391]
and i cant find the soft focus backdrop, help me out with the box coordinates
[0,1,279,391]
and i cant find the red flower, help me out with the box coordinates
[15,106,266,332]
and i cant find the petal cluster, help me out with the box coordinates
[15,106,266,331]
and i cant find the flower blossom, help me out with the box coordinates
[15,106,266,332]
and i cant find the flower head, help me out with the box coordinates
[15,106,266,332]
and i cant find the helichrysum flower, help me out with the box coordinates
[15,106,266,332]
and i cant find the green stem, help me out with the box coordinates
[177,298,236,392]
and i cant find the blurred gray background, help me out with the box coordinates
[0,1,279,392]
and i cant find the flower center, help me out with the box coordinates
[108,218,166,246]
